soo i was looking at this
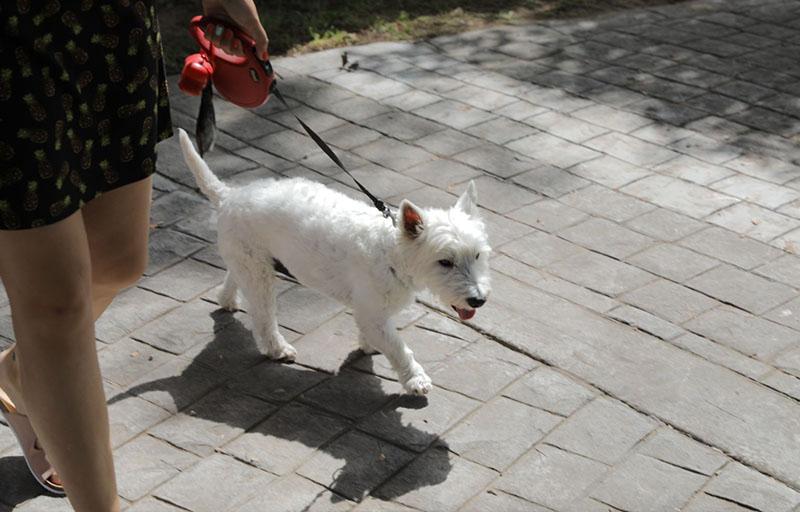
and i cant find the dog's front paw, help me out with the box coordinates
[268,342,297,362]
[403,373,432,395]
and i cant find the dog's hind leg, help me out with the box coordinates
[218,271,240,311]
[354,311,431,395]
[227,255,297,362]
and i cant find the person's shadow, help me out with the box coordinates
[103,309,451,506]
[0,456,55,510]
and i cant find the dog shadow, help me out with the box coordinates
[106,309,452,506]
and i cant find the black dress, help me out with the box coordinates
[0,0,173,230]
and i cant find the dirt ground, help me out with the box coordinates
[157,0,685,73]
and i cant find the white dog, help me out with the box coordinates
[177,129,491,395]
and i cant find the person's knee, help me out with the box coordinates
[92,248,148,293]
[11,279,92,325]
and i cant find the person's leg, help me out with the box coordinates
[82,176,153,320]
[0,176,154,504]
[0,211,120,512]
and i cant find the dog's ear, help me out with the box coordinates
[400,200,424,239]
[455,180,478,216]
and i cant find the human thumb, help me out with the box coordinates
[230,6,269,60]
[245,19,269,60]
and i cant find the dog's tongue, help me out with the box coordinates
[453,306,476,321]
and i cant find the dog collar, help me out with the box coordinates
[389,266,414,291]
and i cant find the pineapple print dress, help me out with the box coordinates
[0,0,173,230]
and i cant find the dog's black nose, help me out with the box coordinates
[467,297,485,308]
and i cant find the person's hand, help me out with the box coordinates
[201,0,269,59]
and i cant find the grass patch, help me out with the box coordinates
[157,0,684,73]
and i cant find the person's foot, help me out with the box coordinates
[0,345,64,492]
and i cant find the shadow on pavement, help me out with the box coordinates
[0,456,54,509]
[106,309,452,506]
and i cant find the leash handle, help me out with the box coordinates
[181,16,274,107]
[190,16,258,60]
[268,82,396,225]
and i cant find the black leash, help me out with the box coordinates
[193,45,395,225]
[268,80,396,226]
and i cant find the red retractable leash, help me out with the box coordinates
[178,16,394,224]
[179,16,275,108]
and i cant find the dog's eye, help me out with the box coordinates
[475,253,480,260]
[438,259,454,268]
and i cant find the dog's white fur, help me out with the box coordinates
[177,129,491,394]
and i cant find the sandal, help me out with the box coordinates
[0,387,65,495]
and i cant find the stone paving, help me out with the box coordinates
[4,0,800,510]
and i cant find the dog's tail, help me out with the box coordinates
[177,128,230,207]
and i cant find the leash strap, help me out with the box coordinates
[269,84,396,225]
